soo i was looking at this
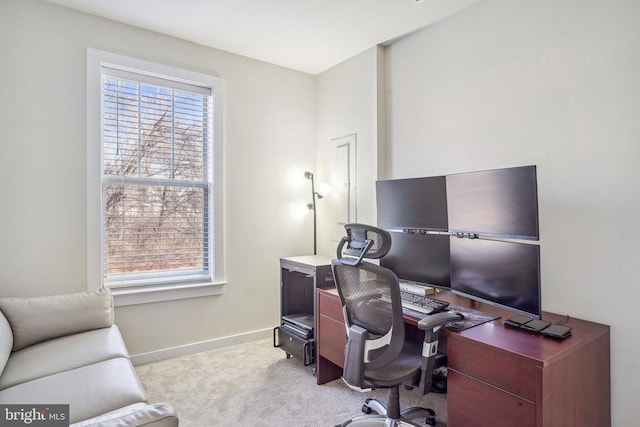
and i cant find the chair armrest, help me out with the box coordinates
[342,324,368,389]
[71,403,178,427]
[416,311,462,395]
[417,311,462,332]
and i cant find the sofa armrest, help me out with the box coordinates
[0,311,13,376]
[71,403,178,427]
[0,289,114,351]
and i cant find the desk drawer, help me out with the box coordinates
[448,369,536,427]
[318,314,347,367]
[318,290,344,322]
[273,326,315,366]
[448,336,539,401]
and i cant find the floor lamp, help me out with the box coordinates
[305,171,330,255]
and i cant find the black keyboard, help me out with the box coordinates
[400,291,449,315]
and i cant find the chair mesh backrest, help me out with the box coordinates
[333,261,400,336]
[333,224,405,365]
[337,223,392,266]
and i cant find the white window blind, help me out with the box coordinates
[101,67,214,287]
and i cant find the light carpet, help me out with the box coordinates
[136,338,447,427]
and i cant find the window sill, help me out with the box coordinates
[111,281,226,307]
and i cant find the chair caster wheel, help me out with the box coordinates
[426,408,436,426]
[362,404,372,414]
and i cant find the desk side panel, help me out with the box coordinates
[542,329,610,427]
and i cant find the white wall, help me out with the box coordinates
[316,47,385,255]
[0,0,316,357]
[385,0,640,424]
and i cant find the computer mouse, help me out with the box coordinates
[450,311,464,319]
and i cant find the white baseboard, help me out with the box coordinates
[130,327,273,366]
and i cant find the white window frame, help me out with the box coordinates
[87,49,225,306]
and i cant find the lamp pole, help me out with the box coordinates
[305,171,317,255]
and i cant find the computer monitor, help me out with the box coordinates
[446,165,539,240]
[450,237,541,318]
[376,176,448,232]
[380,231,451,288]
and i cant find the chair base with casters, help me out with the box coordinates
[336,385,437,427]
[335,313,458,427]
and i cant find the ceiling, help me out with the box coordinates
[43,0,481,75]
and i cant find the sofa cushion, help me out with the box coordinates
[0,288,114,351]
[71,402,178,427]
[0,357,147,424]
[0,325,129,391]
[0,311,12,376]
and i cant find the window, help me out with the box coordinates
[87,49,224,303]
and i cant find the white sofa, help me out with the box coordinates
[0,289,178,426]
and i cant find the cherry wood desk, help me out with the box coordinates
[316,287,610,427]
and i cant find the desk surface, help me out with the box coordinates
[402,289,610,365]
[316,287,611,427]
[281,255,333,268]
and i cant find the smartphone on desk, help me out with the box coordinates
[504,315,572,339]
[521,319,551,332]
[540,323,572,339]
[504,315,534,328]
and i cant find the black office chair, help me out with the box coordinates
[332,223,461,427]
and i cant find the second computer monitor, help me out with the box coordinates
[450,237,541,318]
[376,176,448,232]
[446,165,539,240]
[380,231,451,288]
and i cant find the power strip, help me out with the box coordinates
[399,281,434,296]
